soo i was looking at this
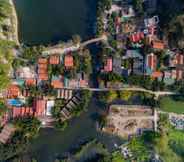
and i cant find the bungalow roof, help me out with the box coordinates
[64,55,74,68]
[49,55,60,65]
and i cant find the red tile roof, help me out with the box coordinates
[34,100,46,117]
[38,58,48,81]
[151,71,163,78]
[38,74,48,80]
[64,55,74,68]
[152,41,164,49]
[129,32,144,42]
[147,53,157,70]
[49,55,60,65]
[51,80,64,89]
[25,79,36,86]
[12,107,34,118]
[7,85,20,98]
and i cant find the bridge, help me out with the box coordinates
[42,35,107,56]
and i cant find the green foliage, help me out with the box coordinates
[0,0,12,22]
[128,137,150,162]
[0,117,41,161]
[54,120,68,131]
[159,96,184,114]
[0,101,8,117]
[111,151,126,162]
[21,46,45,64]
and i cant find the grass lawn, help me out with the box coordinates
[159,97,184,114]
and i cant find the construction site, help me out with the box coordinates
[103,105,158,138]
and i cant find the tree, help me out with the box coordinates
[72,34,81,44]
[119,91,132,101]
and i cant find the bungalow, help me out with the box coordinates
[151,40,164,50]
[171,69,183,80]
[34,99,46,117]
[16,67,36,79]
[144,16,159,28]
[0,124,16,144]
[170,53,184,67]
[102,58,113,72]
[121,5,135,19]
[49,55,60,65]
[12,106,34,118]
[129,32,144,43]
[25,78,36,86]
[57,89,73,100]
[46,100,55,116]
[7,84,21,98]
[64,54,74,68]
[145,53,157,75]
[151,71,163,80]
[38,58,48,81]
[51,76,64,89]
[163,71,175,85]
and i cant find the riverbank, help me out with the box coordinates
[9,0,20,45]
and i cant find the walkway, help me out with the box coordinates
[62,87,177,97]
[42,35,107,56]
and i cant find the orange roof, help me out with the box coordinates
[12,107,33,118]
[38,64,47,69]
[49,55,60,65]
[51,80,64,89]
[152,41,164,49]
[7,85,20,98]
[34,100,46,116]
[38,58,48,64]
[38,73,48,80]
[151,71,163,78]
[64,55,74,68]
[25,79,36,86]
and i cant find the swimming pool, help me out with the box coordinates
[7,99,24,107]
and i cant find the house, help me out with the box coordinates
[102,58,113,72]
[64,54,74,68]
[124,50,143,60]
[12,106,34,118]
[51,76,64,89]
[151,71,163,80]
[57,89,73,99]
[129,32,144,43]
[145,53,157,75]
[34,99,46,117]
[7,85,21,98]
[144,16,159,28]
[152,40,164,50]
[0,124,16,144]
[49,55,60,65]
[121,5,135,19]
[170,53,184,67]
[38,58,48,81]
[171,69,183,80]
[163,71,175,85]
[113,57,122,75]
[16,67,36,79]
[46,100,55,116]
[25,79,36,86]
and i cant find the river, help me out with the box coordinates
[26,98,123,162]
[14,0,97,45]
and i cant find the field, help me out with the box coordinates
[159,97,184,114]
